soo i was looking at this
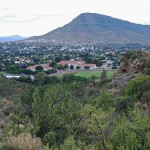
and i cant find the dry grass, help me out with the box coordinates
[7,133,42,150]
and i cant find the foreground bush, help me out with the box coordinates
[124,75,150,100]
[7,133,42,150]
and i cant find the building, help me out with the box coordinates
[58,60,97,70]
[26,64,52,72]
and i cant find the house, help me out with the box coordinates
[26,64,52,72]
[80,63,97,70]
[58,60,97,70]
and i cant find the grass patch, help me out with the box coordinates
[0,72,6,75]
[74,70,115,78]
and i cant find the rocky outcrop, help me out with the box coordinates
[109,50,150,93]
[119,51,150,75]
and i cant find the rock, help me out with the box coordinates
[118,51,150,75]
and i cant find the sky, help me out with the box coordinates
[0,0,150,37]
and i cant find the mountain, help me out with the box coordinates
[28,13,150,43]
[0,35,26,42]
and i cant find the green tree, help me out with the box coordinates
[64,64,68,69]
[60,135,81,150]
[56,64,64,70]
[70,65,74,70]
[6,65,19,73]
[80,104,112,150]
[44,131,57,147]
[50,61,57,68]
[124,75,150,100]
[110,109,150,150]
[76,66,81,70]
[84,66,90,70]
[100,69,107,80]
[55,57,62,63]
[34,72,46,84]
[36,66,43,71]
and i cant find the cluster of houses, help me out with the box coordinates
[3,60,98,79]
[26,60,98,72]
[57,60,98,70]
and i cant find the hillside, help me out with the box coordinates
[29,13,150,43]
[0,51,150,149]
[0,35,26,42]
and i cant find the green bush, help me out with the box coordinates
[45,69,57,75]
[0,144,17,150]
[43,131,57,147]
[62,74,87,83]
[114,96,134,113]
[124,75,150,100]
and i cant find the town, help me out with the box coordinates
[0,39,144,80]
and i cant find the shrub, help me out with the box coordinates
[124,75,150,100]
[45,69,57,75]
[70,65,74,70]
[56,64,64,70]
[60,135,80,150]
[43,131,56,147]
[112,66,118,69]
[84,66,90,70]
[16,76,31,83]
[62,74,87,83]
[7,133,42,150]
[43,76,59,84]
[76,66,80,70]
[114,96,134,113]
[100,68,107,80]
[0,144,16,150]
[96,90,113,109]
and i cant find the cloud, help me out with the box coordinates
[141,21,150,25]
[0,14,16,22]
[0,12,63,23]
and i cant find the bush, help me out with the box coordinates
[62,74,87,83]
[7,133,42,150]
[124,75,150,100]
[45,69,57,75]
[114,96,134,113]
[112,66,118,69]
[43,76,59,84]
[100,68,107,80]
[84,66,90,70]
[0,144,16,150]
[43,131,56,147]
[36,66,43,71]
[16,76,31,83]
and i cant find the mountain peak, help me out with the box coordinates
[70,12,112,24]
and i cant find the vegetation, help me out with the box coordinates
[0,72,6,75]
[7,133,42,150]
[74,70,115,78]
[0,51,150,150]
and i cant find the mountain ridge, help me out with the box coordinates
[0,35,26,42]
[28,13,150,43]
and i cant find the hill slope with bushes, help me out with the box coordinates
[0,50,150,150]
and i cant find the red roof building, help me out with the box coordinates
[58,60,97,69]
[26,64,52,71]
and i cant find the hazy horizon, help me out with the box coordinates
[1,0,150,37]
